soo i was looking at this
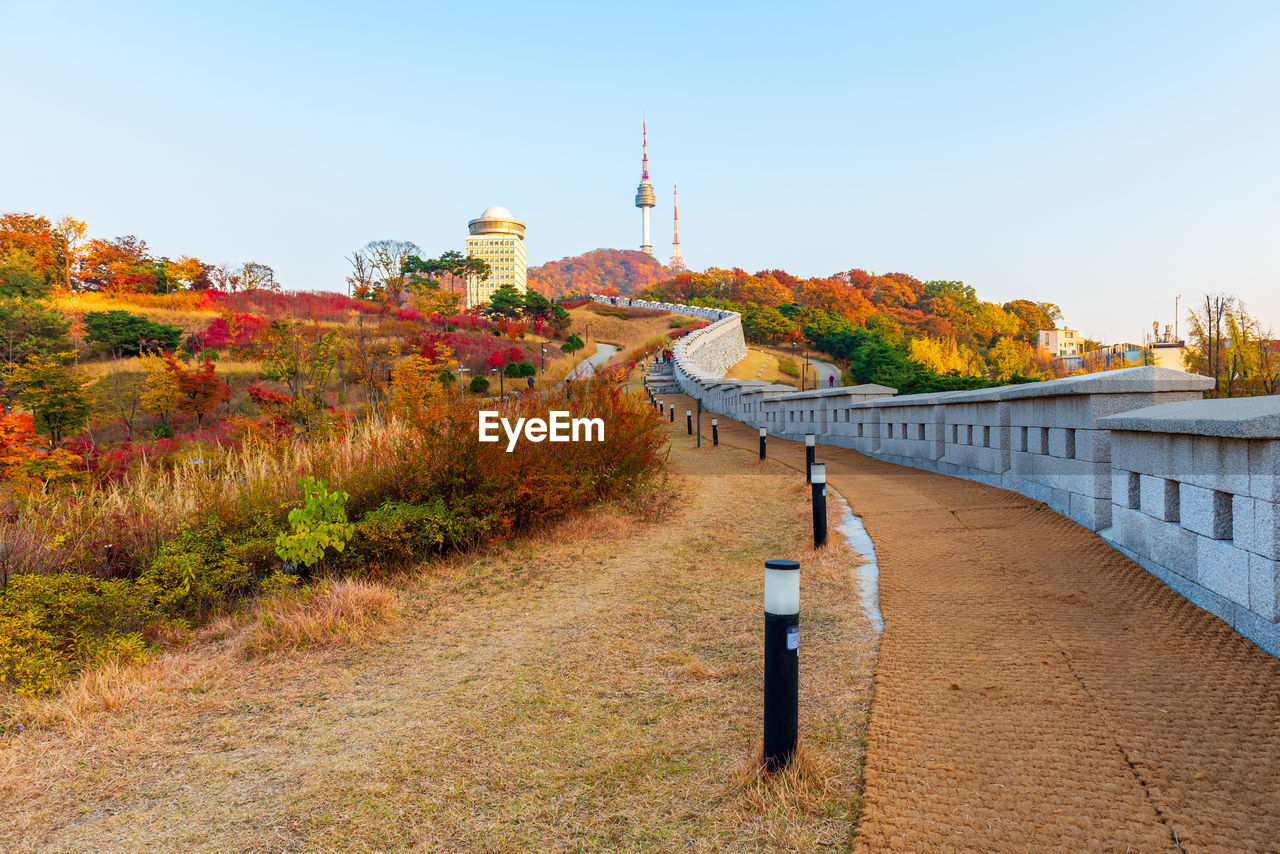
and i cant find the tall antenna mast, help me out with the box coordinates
[670,181,685,270]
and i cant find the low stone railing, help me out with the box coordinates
[1100,398,1280,652]
[605,294,1279,657]
[589,295,746,379]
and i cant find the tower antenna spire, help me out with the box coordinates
[670,181,685,270]
[642,118,649,180]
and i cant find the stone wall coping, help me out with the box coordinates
[990,366,1212,401]
[1098,396,1280,438]
[758,366,1214,412]
[769,383,898,401]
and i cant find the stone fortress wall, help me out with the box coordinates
[600,295,1280,657]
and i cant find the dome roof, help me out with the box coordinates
[480,205,513,219]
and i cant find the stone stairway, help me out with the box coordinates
[645,359,679,394]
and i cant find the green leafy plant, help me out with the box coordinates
[275,477,355,568]
[140,526,254,617]
[0,573,158,695]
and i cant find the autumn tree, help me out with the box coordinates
[344,316,399,418]
[210,264,241,292]
[169,355,230,427]
[258,321,342,433]
[0,213,60,287]
[91,367,146,435]
[3,353,91,447]
[346,250,374,299]
[362,240,421,301]
[238,261,278,291]
[0,249,52,300]
[0,410,78,489]
[79,235,154,293]
[53,216,88,291]
[909,336,986,376]
[0,300,72,366]
[987,337,1035,381]
[1185,293,1233,396]
[169,255,213,290]
[140,355,182,432]
[389,347,454,421]
[798,278,874,324]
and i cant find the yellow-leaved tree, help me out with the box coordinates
[140,355,182,431]
[390,346,455,422]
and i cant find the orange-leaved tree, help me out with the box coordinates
[0,409,79,490]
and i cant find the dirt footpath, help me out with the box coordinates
[2,434,875,853]
[668,393,1280,853]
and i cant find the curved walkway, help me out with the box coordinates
[668,393,1280,852]
[807,356,842,388]
[564,342,617,382]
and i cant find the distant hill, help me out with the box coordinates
[527,249,670,299]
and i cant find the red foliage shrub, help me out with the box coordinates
[394,379,665,542]
[69,420,240,486]
[204,289,389,323]
[196,313,268,350]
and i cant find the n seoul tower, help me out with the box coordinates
[634,121,656,255]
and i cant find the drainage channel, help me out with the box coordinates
[831,488,882,633]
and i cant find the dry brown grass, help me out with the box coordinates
[1,435,877,852]
[724,346,800,388]
[567,306,693,360]
[17,658,160,731]
[237,579,404,657]
[77,356,265,377]
[52,291,220,330]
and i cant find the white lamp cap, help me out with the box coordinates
[764,559,800,615]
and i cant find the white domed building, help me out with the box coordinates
[465,205,527,308]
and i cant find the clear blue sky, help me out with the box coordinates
[2,0,1277,343]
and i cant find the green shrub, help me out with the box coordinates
[0,574,158,695]
[139,526,255,618]
[342,498,489,571]
[469,375,490,394]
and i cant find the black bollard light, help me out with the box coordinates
[759,427,767,460]
[696,399,702,448]
[810,462,827,548]
[669,405,675,423]
[659,400,664,415]
[805,434,815,484]
[712,418,719,446]
[686,409,693,435]
[763,558,800,772]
